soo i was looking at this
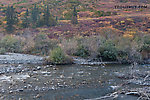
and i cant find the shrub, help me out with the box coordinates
[116,36,143,63]
[76,36,105,58]
[62,36,105,58]
[0,48,6,54]
[61,38,78,55]
[141,35,150,51]
[22,35,35,54]
[47,47,72,64]
[115,37,131,62]
[97,40,118,61]
[0,35,23,53]
[74,45,90,58]
[64,11,73,20]
[32,34,57,55]
[120,0,128,3]
[98,27,120,39]
[139,34,150,60]
[105,11,111,16]
[94,11,104,17]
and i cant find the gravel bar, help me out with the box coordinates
[0,53,45,64]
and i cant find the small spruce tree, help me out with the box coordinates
[5,5,18,33]
[21,9,30,28]
[31,4,40,28]
[42,5,57,27]
[43,5,50,26]
[71,6,78,24]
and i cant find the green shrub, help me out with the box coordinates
[115,36,143,63]
[0,35,23,53]
[141,35,150,51]
[120,0,128,3]
[74,45,90,58]
[0,21,2,25]
[98,40,118,61]
[94,11,112,17]
[64,11,73,20]
[94,11,104,17]
[117,50,128,63]
[47,47,72,64]
[33,34,57,55]
[0,48,6,54]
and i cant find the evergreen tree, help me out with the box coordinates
[31,4,40,28]
[56,16,58,22]
[5,6,18,33]
[71,6,78,24]
[43,5,50,26]
[49,15,57,26]
[21,9,30,28]
[42,5,57,27]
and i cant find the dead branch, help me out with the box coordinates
[84,92,119,100]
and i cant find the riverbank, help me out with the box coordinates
[0,53,45,64]
[0,53,121,65]
[0,53,149,65]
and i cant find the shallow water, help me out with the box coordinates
[0,64,146,100]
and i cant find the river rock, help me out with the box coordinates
[37,66,41,70]
[110,85,120,90]
[17,88,24,92]
[35,94,41,98]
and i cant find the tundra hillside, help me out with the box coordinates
[0,0,149,64]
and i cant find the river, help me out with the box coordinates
[0,63,148,100]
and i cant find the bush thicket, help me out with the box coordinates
[47,47,72,64]
[97,40,118,61]
[0,35,23,53]
[74,45,90,58]
[0,48,6,54]
[32,34,57,55]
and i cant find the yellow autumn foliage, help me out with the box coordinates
[3,21,7,24]
[120,20,125,23]
[126,18,133,21]
[123,34,133,38]
[20,11,26,15]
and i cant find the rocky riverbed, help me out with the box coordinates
[0,53,149,100]
[0,63,144,100]
[0,64,110,100]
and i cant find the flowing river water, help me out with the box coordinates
[0,63,149,100]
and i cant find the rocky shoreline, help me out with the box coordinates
[0,53,149,65]
[72,57,120,65]
[0,53,45,64]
